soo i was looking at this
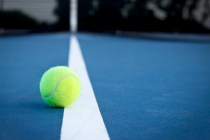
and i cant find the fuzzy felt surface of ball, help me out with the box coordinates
[40,66,80,108]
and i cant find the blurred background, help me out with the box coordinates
[0,0,69,33]
[0,0,210,34]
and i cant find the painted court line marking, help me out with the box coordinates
[60,36,109,140]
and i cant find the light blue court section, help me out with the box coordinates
[0,33,69,140]
[78,33,210,140]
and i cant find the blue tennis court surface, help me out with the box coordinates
[0,33,69,140]
[0,32,210,140]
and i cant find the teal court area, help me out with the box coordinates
[0,32,210,139]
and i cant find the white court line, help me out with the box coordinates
[60,36,110,140]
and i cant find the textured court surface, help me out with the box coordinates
[0,33,69,140]
[0,32,210,140]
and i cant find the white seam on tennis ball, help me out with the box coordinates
[43,74,77,99]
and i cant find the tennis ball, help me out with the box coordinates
[40,66,80,108]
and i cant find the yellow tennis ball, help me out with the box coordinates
[40,66,80,108]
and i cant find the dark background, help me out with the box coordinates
[0,0,210,34]
[79,0,210,34]
[0,0,69,33]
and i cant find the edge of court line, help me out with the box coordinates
[60,35,110,140]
